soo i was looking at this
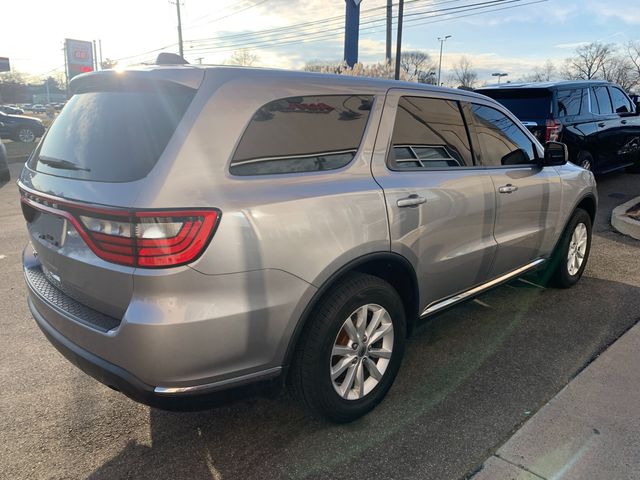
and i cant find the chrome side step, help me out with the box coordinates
[420,258,546,318]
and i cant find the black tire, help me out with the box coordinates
[544,208,592,288]
[576,151,594,171]
[289,273,406,423]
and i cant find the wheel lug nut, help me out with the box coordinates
[362,336,367,343]
[352,343,358,350]
[352,357,358,364]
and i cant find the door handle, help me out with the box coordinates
[621,119,628,124]
[598,122,606,127]
[498,184,518,194]
[397,194,426,207]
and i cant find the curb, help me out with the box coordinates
[611,196,640,240]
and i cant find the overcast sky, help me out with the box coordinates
[2,0,638,84]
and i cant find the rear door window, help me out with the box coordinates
[592,86,613,115]
[388,96,473,170]
[478,89,552,121]
[467,104,536,167]
[230,95,373,175]
[31,80,195,182]
[557,88,586,118]
[609,86,633,114]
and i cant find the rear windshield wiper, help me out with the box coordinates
[38,156,91,172]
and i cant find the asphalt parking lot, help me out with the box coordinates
[1,162,639,480]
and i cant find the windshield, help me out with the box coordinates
[30,80,195,182]
[479,89,552,120]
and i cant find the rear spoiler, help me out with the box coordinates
[68,65,203,94]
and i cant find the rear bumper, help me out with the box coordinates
[28,291,286,410]
[23,244,316,408]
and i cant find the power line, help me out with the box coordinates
[115,0,461,64]
[185,0,540,56]
[182,0,270,31]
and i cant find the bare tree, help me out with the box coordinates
[452,56,478,89]
[226,49,259,66]
[562,42,615,80]
[525,60,557,82]
[626,41,640,87]
[305,60,403,80]
[603,56,637,91]
[399,50,436,83]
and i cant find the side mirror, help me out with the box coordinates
[543,141,568,166]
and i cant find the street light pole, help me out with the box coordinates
[437,35,451,86]
[492,72,508,84]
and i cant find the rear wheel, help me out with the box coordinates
[15,127,36,143]
[289,273,406,423]
[545,208,592,288]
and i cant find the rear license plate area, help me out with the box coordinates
[32,212,67,248]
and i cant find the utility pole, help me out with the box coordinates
[437,35,451,86]
[394,0,404,80]
[98,39,103,69]
[195,57,203,64]
[171,0,184,58]
[385,0,392,63]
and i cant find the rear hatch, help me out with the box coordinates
[478,88,553,142]
[19,68,204,323]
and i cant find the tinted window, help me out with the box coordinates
[388,96,472,170]
[468,104,536,167]
[478,89,552,120]
[609,87,633,114]
[31,81,194,182]
[592,86,613,114]
[557,89,585,117]
[230,95,373,175]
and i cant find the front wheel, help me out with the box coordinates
[289,273,406,423]
[546,208,592,288]
[15,127,36,143]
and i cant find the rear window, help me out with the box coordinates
[30,80,195,182]
[557,88,586,117]
[479,89,552,120]
[230,95,373,175]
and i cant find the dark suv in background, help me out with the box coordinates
[477,81,640,173]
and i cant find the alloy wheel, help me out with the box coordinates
[18,128,35,143]
[567,222,588,276]
[330,304,394,400]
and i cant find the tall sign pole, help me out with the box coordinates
[344,0,362,68]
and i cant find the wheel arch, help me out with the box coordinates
[282,252,419,368]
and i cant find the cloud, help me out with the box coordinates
[554,41,590,50]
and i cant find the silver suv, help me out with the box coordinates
[20,66,597,422]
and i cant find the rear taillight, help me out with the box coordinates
[21,191,220,268]
[545,119,562,142]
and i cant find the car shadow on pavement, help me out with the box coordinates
[84,273,640,480]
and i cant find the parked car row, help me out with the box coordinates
[477,80,640,174]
